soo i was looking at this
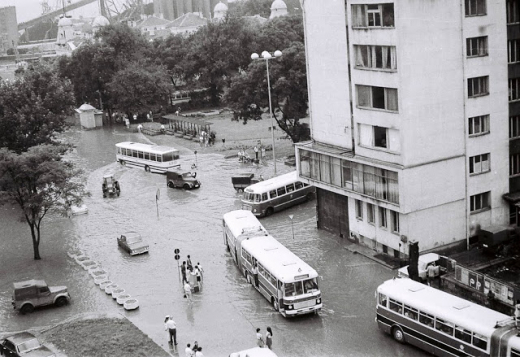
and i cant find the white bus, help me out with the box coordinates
[222,210,322,317]
[116,142,180,173]
[241,171,314,217]
[376,277,520,357]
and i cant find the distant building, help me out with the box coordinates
[269,0,287,19]
[137,16,173,37]
[0,6,18,55]
[167,12,208,36]
[213,1,228,21]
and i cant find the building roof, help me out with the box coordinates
[271,0,287,10]
[137,16,173,28]
[167,13,208,28]
[78,103,97,111]
[214,1,228,12]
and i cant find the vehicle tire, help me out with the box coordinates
[120,160,126,166]
[167,181,174,188]
[55,296,67,307]
[183,184,191,190]
[273,299,279,311]
[20,304,34,314]
[391,326,405,343]
[265,207,274,217]
[144,165,150,172]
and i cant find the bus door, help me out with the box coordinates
[490,326,517,357]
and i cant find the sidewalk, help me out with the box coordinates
[343,241,401,270]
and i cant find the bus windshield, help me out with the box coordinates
[285,278,318,297]
[243,192,257,202]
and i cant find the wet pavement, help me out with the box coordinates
[0,126,426,357]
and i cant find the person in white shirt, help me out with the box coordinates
[185,343,194,357]
[195,347,204,356]
[164,316,177,345]
[184,281,193,304]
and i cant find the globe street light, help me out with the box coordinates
[251,50,282,176]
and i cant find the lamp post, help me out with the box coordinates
[251,50,282,176]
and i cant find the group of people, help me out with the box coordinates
[163,317,206,356]
[199,130,216,147]
[181,255,204,304]
[185,342,204,356]
[238,144,266,164]
[256,327,274,350]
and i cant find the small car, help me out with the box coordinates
[12,280,70,315]
[0,332,55,357]
[166,170,201,189]
[117,232,149,256]
[102,174,120,198]
[398,253,441,281]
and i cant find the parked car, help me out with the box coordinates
[166,171,200,189]
[397,253,443,282]
[102,174,120,198]
[117,232,149,256]
[11,280,70,315]
[0,332,55,357]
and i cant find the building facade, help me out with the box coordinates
[296,0,510,257]
[0,6,18,55]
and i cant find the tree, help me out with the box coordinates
[224,41,309,142]
[0,145,89,260]
[0,63,75,153]
[107,60,171,117]
[152,35,188,88]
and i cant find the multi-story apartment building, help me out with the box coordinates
[0,6,18,55]
[296,0,510,258]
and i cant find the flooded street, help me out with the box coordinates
[0,126,424,356]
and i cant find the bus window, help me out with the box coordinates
[144,152,150,160]
[286,184,295,193]
[285,282,303,297]
[117,147,121,154]
[243,192,254,202]
[472,333,487,350]
[403,305,418,320]
[454,326,472,344]
[419,312,434,328]
[254,194,262,203]
[138,151,144,159]
[157,155,163,162]
[261,193,268,201]
[269,190,277,199]
[295,182,303,190]
[149,153,155,161]
[378,293,387,307]
[277,187,286,196]
[435,318,454,336]
[303,278,318,293]
[173,153,180,160]
[132,150,138,158]
[242,249,252,264]
[163,152,172,162]
[389,299,402,314]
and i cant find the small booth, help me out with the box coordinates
[478,225,513,254]
[75,103,103,129]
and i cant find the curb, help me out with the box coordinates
[343,246,398,270]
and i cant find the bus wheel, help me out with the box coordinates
[391,326,405,343]
[265,207,274,217]
[120,160,126,166]
[144,165,150,172]
[273,299,279,311]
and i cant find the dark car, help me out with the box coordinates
[117,232,149,256]
[0,332,55,357]
[166,171,201,189]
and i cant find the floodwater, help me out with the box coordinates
[0,126,424,357]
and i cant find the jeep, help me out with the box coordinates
[12,280,70,314]
[166,171,201,190]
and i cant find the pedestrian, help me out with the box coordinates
[187,255,193,270]
[256,328,264,348]
[196,262,204,282]
[184,281,193,304]
[181,261,187,283]
[195,347,204,357]
[261,146,266,161]
[190,267,197,289]
[185,343,194,357]
[195,265,202,288]
[137,124,143,132]
[222,138,226,146]
[427,263,436,286]
[252,263,259,288]
[164,315,178,346]
[192,341,199,353]
[238,149,243,163]
[265,327,273,350]
[160,124,165,133]
[254,145,259,161]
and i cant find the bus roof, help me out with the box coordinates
[116,141,178,154]
[378,278,510,337]
[244,171,299,194]
[241,235,318,283]
[223,210,268,239]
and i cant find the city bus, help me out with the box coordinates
[222,210,322,317]
[115,142,180,173]
[241,171,315,217]
[376,277,520,357]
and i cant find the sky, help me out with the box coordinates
[0,0,101,23]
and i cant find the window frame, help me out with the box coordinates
[355,199,363,220]
[356,85,399,112]
[391,210,400,234]
[354,45,397,71]
[367,203,375,224]
[468,115,490,136]
[465,0,487,17]
[511,153,520,177]
[507,0,520,24]
[351,3,395,29]
[470,192,490,213]
[469,153,490,175]
[466,36,488,57]
[510,78,520,102]
[468,76,489,98]
[379,207,387,228]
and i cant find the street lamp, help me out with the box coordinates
[251,50,282,175]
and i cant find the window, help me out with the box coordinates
[357,85,398,112]
[466,37,487,57]
[472,333,488,350]
[469,154,490,174]
[355,199,363,220]
[391,210,399,233]
[367,203,375,224]
[510,78,520,101]
[295,182,303,190]
[379,207,387,228]
[277,187,286,196]
[468,115,489,136]
[269,189,277,199]
[509,40,520,63]
[465,0,486,16]
[373,126,388,148]
[468,76,489,97]
[403,305,418,321]
[388,298,402,313]
[470,192,490,212]
[261,193,268,201]
[435,318,454,336]
[507,0,520,24]
[354,45,397,70]
[419,312,434,327]
[286,184,295,193]
[511,116,520,138]
[511,154,520,176]
[378,292,387,307]
[351,4,394,28]
[455,326,472,344]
